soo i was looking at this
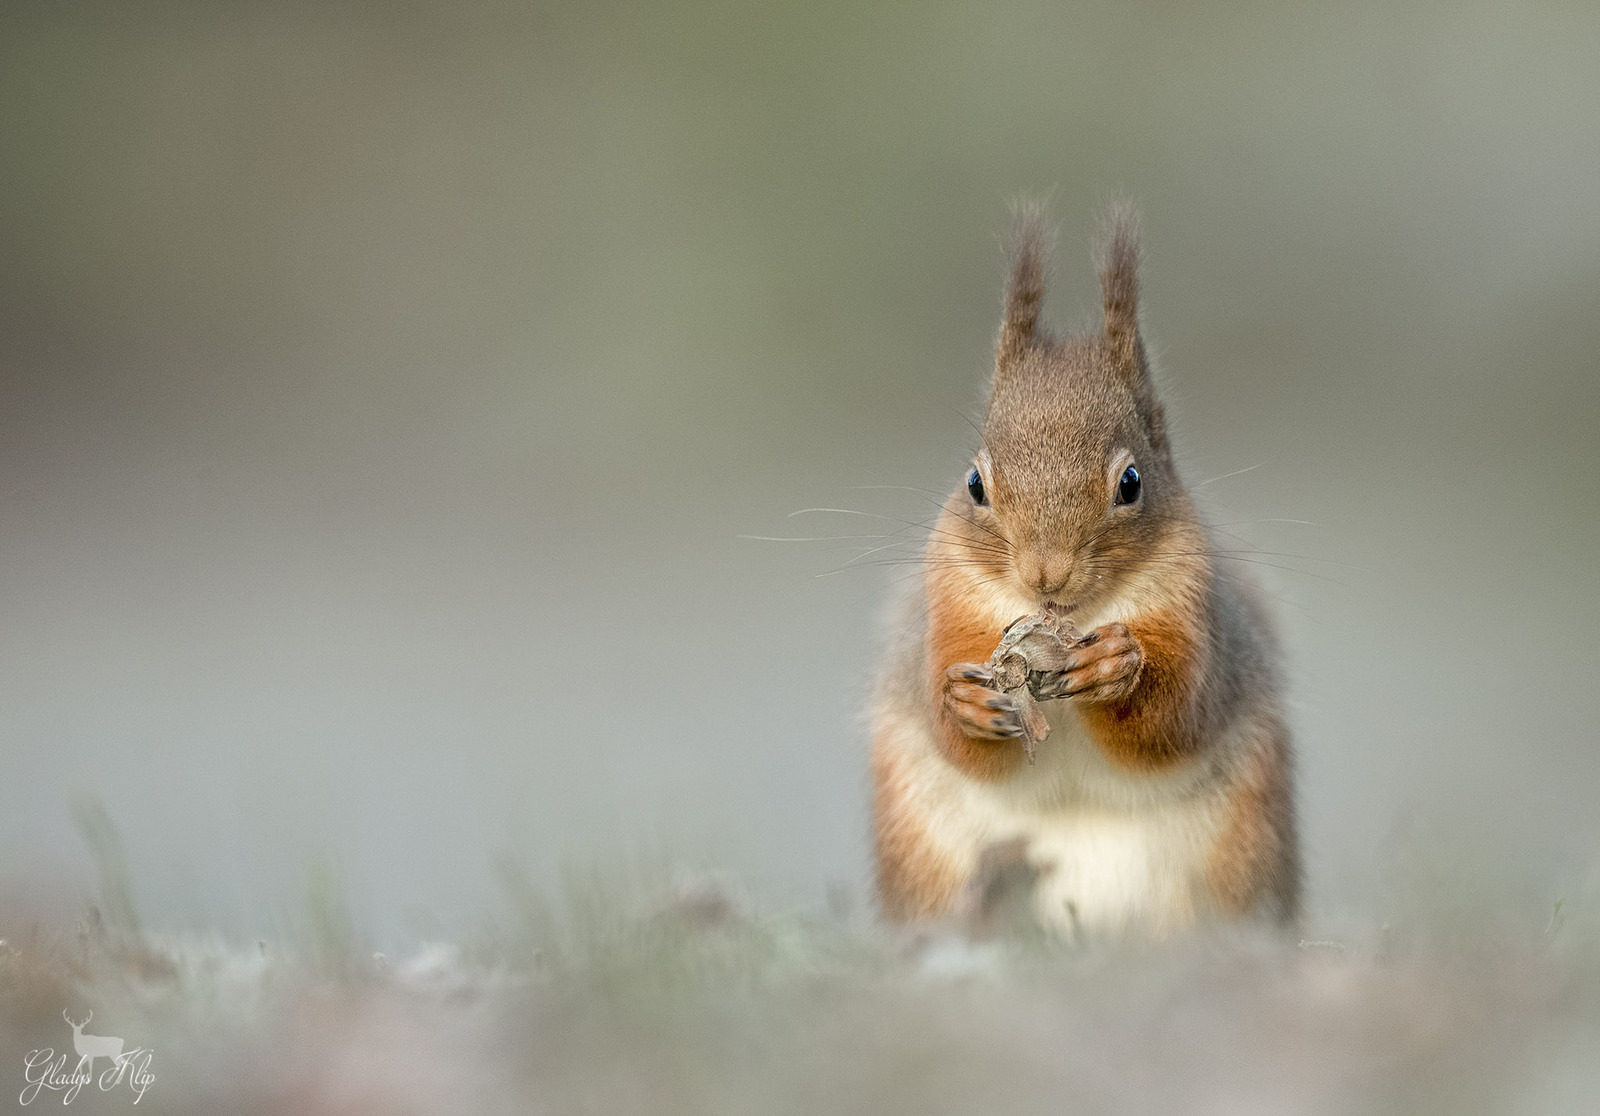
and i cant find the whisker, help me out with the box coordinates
[1194,462,1263,488]
[1083,551,1349,587]
[786,505,1010,551]
[792,492,1017,551]
[738,533,900,543]
[848,484,951,499]
[1137,547,1369,574]
[788,506,901,519]
[942,508,1012,548]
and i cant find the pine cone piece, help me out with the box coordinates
[986,603,1087,763]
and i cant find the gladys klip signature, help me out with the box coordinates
[19,1011,155,1105]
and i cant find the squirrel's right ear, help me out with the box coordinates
[996,202,1052,370]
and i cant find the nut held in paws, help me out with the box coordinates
[985,604,1088,762]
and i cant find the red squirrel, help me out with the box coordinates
[870,205,1298,937]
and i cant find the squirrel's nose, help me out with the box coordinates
[1017,554,1070,597]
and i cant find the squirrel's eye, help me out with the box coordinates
[1116,464,1141,505]
[967,467,987,506]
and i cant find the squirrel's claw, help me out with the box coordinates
[1035,622,1143,703]
[943,665,1024,740]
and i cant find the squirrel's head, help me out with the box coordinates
[955,204,1195,610]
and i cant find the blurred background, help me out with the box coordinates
[1,0,1597,946]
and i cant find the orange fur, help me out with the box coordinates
[924,565,1027,782]
[1206,723,1300,919]
[1075,606,1205,771]
[871,733,965,919]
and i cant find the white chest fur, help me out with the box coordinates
[1014,792,1222,937]
[904,701,1224,938]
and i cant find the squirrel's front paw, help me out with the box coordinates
[942,663,1024,740]
[1037,622,1143,703]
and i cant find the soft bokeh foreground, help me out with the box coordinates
[3,853,1600,1115]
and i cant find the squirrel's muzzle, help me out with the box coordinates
[1015,552,1071,598]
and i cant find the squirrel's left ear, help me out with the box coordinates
[1095,203,1171,453]
[1094,203,1143,368]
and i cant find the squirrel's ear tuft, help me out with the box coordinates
[1094,201,1142,359]
[997,200,1053,370]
